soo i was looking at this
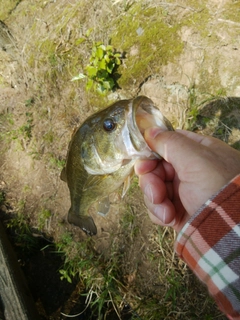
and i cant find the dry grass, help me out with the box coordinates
[0,0,239,319]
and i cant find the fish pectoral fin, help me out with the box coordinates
[97,196,110,217]
[60,167,67,182]
[68,209,97,236]
[83,174,107,191]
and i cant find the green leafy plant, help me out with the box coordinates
[165,270,184,307]
[72,42,122,94]
[186,84,225,131]
[37,208,51,231]
[7,200,38,251]
[21,98,34,139]
[56,232,126,318]
[0,191,5,205]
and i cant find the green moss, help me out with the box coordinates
[86,93,109,112]
[166,0,207,10]
[0,0,21,20]
[111,3,183,87]
[183,7,211,39]
[223,2,240,23]
[110,1,214,88]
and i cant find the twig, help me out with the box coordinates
[218,18,240,27]
[60,286,95,318]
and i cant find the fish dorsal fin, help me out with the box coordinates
[97,196,110,217]
[60,167,67,182]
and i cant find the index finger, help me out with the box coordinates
[135,158,175,182]
[134,159,158,175]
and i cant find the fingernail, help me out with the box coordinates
[144,183,154,203]
[166,218,176,227]
[134,161,141,176]
[154,205,175,226]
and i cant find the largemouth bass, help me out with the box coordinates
[61,96,173,235]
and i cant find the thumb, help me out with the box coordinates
[144,128,209,172]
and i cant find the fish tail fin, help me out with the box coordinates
[68,209,97,236]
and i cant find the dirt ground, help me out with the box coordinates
[1,0,240,319]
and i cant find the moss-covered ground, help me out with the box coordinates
[0,0,239,319]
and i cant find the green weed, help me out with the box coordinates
[57,232,97,283]
[49,155,65,169]
[185,84,226,131]
[0,113,14,148]
[37,208,51,231]
[72,41,122,94]
[56,232,127,318]
[165,270,185,307]
[6,200,38,251]
[120,205,139,240]
[20,98,34,139]
[1,98,34,144]
[0,191,5,205]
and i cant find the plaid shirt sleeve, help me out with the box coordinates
[176,174,240,320]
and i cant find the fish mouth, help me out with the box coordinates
[132,96,172,134]
[122,96,172,159]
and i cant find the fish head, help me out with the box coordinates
[80,96,173,176]
[80,100,130,175]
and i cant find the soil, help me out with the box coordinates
[1,0,240,319]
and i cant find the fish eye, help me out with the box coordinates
[103,118,116,132]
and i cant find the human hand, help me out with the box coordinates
[135,128,240,233]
